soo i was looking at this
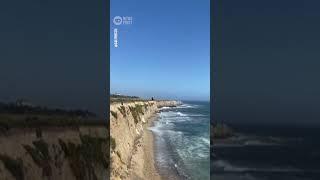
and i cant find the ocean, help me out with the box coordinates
[149,101,210,180]
[211,123,320,180]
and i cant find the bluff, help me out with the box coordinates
[110,100,179,179]
[0,126,108,180]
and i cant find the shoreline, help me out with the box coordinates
[109,100,180,180]
[143,114,162,179]
[126,112,161,179]
[146,113,183,180]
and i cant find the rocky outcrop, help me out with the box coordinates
[110,100,179,180]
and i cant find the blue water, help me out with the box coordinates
[149,101,210,180]
[211,123,320,180]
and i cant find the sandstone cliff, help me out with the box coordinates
[110,100,179,180]
[0,126,108,180]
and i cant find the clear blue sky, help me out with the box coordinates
[110,0,210,101]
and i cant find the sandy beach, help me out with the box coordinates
[129,114,161,180]
[143,115,161,179]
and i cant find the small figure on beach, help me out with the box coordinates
[151,97,154,101]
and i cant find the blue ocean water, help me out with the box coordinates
[149,101,210,180]
[211,123,320,180]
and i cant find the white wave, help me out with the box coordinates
[213,134,285,147]
[213,160,249,172]
[173,135,210,161]
[243,140,278,146]
[159,106,171,110]
[187,114,207,117]
[175,104,198,109]
[159,111,179,117]
[213,160,305,173]
[158,111,191,123]
[200,137,210,145]
[177,112,187,116]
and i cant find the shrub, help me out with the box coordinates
[118,106,126,117]
[135,105,144,115]
[58,135,108,180]
[129,106,139,124]
[0,154,24,180]
[110,111,118,119]
[110,137,116,151]
[143,103,148,111]
[129,105,145,124]
[23,139,52,177]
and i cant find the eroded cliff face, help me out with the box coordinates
[110,100,179,180]
[0,126,108,180]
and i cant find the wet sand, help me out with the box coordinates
[143,115,162,179]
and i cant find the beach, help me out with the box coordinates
[144,115,162,179]
[129,114,161,180]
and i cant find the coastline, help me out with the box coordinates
[110,100,179,180]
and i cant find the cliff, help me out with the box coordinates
[110,100,179,180]
[0,126,108,180]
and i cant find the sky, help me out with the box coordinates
[213,0,320,125]
[110,0,210,101]
[0,0,107,116]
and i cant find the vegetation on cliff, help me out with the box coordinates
[0,154,24,180]
[23,140,52,177]
[110,94,142,103]
[110,111,118,119]
[129,105,146,124]
[0,101,104,132]
[0,101,109,180]
[58,135,108,180]
[117,106,127,118]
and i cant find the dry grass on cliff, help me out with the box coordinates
[129,105,146,124]
[58,135,108,180]
[0,114,105,133]
[0,154,24,180]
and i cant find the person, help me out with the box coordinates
[151,97,154,101]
